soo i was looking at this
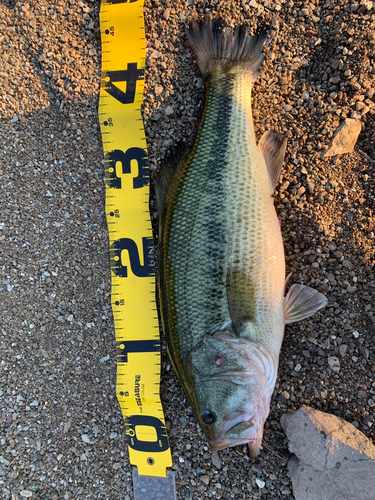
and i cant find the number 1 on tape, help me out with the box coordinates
[99,0,172,478]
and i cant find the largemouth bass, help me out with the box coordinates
[155,19,327,456]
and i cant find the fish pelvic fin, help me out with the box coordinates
[187,18,272,81]
[283,284,328,324]
[259,130,287,191]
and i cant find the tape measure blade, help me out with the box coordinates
[99,0,172,480]
[132,468,177,500]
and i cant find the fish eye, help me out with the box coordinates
[202,410,216,424]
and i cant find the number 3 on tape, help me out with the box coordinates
[99,0,172,478]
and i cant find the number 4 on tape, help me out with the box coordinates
[99,0,176,496]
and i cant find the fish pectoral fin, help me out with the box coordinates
[258,130,287,191]
[283,284,328,324]
[153,141,191,214]
[226,268,256,335]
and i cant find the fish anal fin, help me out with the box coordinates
[226,268,256,335]
[284,284,327,324]
[259,130,287,191]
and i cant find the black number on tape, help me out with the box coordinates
[103,64,144,104]
[126,415,169,453]
[105,148,149,189]
[116,340,160,363]
[111,237,154,277]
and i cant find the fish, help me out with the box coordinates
[155,18,327,457]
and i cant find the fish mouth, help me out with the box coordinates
[209,411,263,456]
[209,435,262,457]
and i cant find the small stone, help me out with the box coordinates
[154,84,163,96]
[164,106,174,116]
[307,181,315,193]
[20,491,33,498]
[255,478,265,488]
[81,434,91,444]
[280,180,290,191]
[277,393,287,404]
[211,450,221,469]
[149,50,161,60]
[342,259,353,268]
[196,78,204,88]
[201,475,210,485]
[339,344,348,357]
[328,356,340,372]
[281,390,290,400]
[319,118,361,158]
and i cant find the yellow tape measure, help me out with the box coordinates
[99,0,172,478]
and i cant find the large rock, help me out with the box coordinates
[319,118,361,157]
[280,405,375,500]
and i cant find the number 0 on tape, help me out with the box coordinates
[99,0,172,478]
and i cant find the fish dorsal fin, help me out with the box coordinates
[283,284,327,324]
[226,268,256,334]
[154,142,191,214]
[258,130,287,190]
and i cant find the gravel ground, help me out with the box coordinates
[0,0,374,499]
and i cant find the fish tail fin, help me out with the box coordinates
[187,17,273,81]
